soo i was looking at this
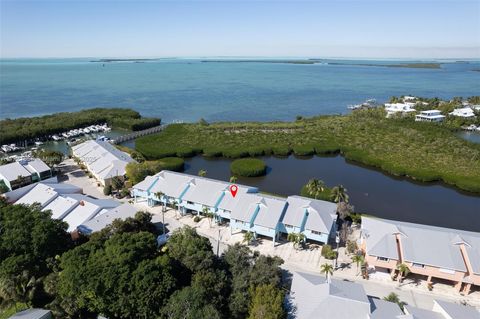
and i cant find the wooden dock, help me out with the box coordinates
[112,125,164,144]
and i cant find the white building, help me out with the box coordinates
[3,181,136,233]
[71,140,135,186]
[449,107,476,118]
[384,103,417,117]
[415,110,446,122]
[0,158,52,191]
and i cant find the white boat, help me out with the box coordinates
[52,135,62,141]
[1,145,11,153]
[35,141,43,146]
[83,128,91,134]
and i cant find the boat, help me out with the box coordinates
[52,135,62,141]
[35,141,43,146]
[1,145,11,153]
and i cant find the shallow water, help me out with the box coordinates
[183,155,480,232]
[1,58,479,122]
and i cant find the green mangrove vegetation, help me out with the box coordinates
[230,158,267,177]
[0,108,160,144]
[136,108,480,193]
[125,157,185,185]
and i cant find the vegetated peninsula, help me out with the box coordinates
[0,108,160,145]
[136,108,480,193]
[90,58,161,63]
[201,59,442,68]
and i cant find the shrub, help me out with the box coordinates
[193,216,201,223]
[222,148,250,158]
[321,244,337,260]
[158,157,185,172]
[202,148,223,157]
[271,146,291,156]
[176,147,198,158]
[293,145,315,156]
[346,240,358,254]
[314,143,340,155]
[103,184,112,196]
[230,158,267,177]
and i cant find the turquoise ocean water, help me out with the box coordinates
[0,58,479,122]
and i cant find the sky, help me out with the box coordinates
[1,0,479,59]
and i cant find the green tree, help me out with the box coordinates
[351,255,365,274]
[35,150,64,167]
[383,292,405,311]
[0,180,9,194]
[198,169,207,177]
[103,184,112,196]
[248,284,285,319]
[287,232,306,250]
[330,185,349,203]
[320,263,334,280]
[110,176,124,191]
[305,178,326,199]
[243,231,255,245]
[202,207,215,227]
[56,232,176,319]
[0,203,72,307]
[162,286,221,319]
[230,176,238,183]
[396,263,410,283]
[167,226,215,272]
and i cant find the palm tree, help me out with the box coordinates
[383,292,405,311]
[320,263,334,280]
[330,185,349,203]
[172,200,180,219]
[243,231,255,245]
[229,176,238,183]
[305,178,326,199]
[154,191,165,207]
[198,169,207,177]
[396,263,410,283]
[202,207,215,227]
[155,191,166,235]
[351,255,365,274]
[287,232,306,250]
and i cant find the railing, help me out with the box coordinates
[111,125,164,144]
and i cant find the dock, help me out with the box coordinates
[111,125,164,144]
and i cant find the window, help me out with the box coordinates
[187,201,194,205]
[377,257,389,262]
[285,224,294,229]
[311,230,322,235]
[412,263,425,268]
[439,268,455,275]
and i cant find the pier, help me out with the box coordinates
[111,125,164,144]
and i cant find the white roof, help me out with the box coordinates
[362,217,480,273]
[43,195,79,219]
[9,308,52,319]
[289,272,371,319]
[434,299,480,319]
[72,140,134,180]
[62,198,103,232]
[450,107,476,117]
[15,183,58,207]
[283,195,336,234]
[0,161,32,182]
[25,158,51,174]
[231,193,286,229]
[78,203,137,234]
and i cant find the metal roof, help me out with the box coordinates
[78,203,137,235]
[283,195,336,234]
[362,217,480,273]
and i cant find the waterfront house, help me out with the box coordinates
[384,102,417,117]
[3,181,135,233]
[0,158,51,191]
[449,107,476,118]
[287,271,403,319]
[360,217,480,295]
[230,193,287,245]
[415,110,446,122]
[280,195,337,244]
[132,171,337,244]
[77,203,138,235]
[71,140,135,186]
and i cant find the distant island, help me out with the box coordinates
[201,59,442,69]
[90,58,160,63]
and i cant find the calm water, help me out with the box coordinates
[1,58,479,122]
[458,131,480,144]
[183,155,480,232]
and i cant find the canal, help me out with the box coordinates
[183,155,480,232]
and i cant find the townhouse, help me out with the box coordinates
[71,140,135,186]
[132,171,337,245]
[361,217,480,295]
[0,158,52,191]
[3,180,136,233]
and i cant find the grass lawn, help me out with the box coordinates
[0,303,28,319]
[136,109,480,193]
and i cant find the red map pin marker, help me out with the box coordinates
[229,185,238,197]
